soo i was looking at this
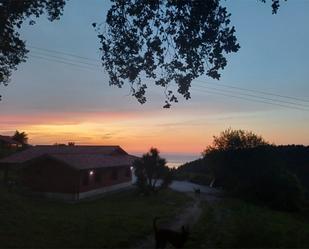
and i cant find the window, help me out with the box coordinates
[111,169,118,180]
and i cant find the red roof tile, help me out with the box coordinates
[48,154,137,169]
[0,145,131,165]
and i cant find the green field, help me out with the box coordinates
[0,186,191,248]
[187,199,309,248]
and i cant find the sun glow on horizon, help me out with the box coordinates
[1,108,309,154]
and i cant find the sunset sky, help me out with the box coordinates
[0,0,308,162]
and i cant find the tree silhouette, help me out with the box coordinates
[12,130,28,145]
[95,0,286,107]
[1,0,285,106]
[0,0,66,92]
[133,148,173,194]
[203,128,268,155]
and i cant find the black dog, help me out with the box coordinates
[153,217,189,249]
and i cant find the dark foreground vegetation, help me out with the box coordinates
[177,129,309,211]
[187,199,309,248]
[0,186,190,248]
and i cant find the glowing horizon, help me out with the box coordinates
[1,1,308,156]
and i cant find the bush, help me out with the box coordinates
[133,148,173,194]
[207,146,304,211]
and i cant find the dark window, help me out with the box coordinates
[111,169,118,180]
[82,172,89,186]
[125,168,131,177]
[95,171,102,183]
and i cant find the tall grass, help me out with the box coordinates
[187,199,309,248]
[0,186,191,248]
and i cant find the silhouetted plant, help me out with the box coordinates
[206,146,304,211]
[0,0,66,89]
[1,0,285,104]
[133,148,173,194]
[12,130,28,146]
[203,128,269,155]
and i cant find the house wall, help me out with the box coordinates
[0,140,19,150]
[22,159,79,193]
[21,159,132,200]
[79,166,132,193]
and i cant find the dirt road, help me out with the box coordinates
[134,181,222,249]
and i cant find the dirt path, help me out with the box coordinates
[134,181,223,249]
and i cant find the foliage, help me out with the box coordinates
[133,148,173,194]
[274,145,309,198]
[96,0,240,107]
[0,0,66,92]
[203,128,268,155]
[206,147,304,211]
[97,0,286,107]
[187,199,309,248]
[0,187,190,248]
[1,0,285,105]
[12,130,28,145]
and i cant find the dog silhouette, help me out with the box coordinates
[153,217,189,249]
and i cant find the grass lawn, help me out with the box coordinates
[187,199,309,248]
[0,186,191,248]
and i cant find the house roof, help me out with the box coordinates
[46,154,136,170]
[0,135,21,145]
[0,145,133,168]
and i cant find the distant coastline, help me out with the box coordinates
[129,152,200,168]
[162,153,201,168]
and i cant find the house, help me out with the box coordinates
[0,145,136,200]
[0,135,22,149]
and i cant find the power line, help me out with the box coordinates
[29,45,101,63]
[30,55,100,72]
[30,51,101,68]
[27,47,309,111]
[29,45,309,104]
[193,84,309,108]
[140,77,309,110]
[194,79,309,103]
[190,87,309,112]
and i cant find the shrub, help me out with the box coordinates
[207,146,304,211]
[133,148,173,194]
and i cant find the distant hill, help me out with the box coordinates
[175,158,212,185]
[177,158,208,173]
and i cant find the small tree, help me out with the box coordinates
[133,148,173,194]
[12,130,28,146]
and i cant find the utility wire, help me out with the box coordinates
[193,85,309,108]
[190,88,309,112]
[30,55,100,72]
[29,45,309,104]
[30,51,101,68]
[193,79,309,103]
[29,45,101,63]
[140,77,309,110]
[27,48,309,111]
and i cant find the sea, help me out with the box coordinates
[162,153,201,168]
